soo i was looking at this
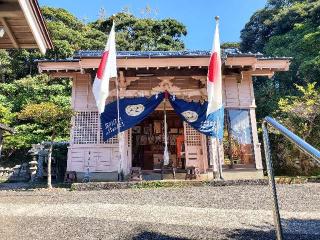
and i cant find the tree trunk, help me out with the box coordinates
[47,131,55,189]
[47,142,53,189]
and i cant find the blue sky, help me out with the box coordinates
[39,0,266,50]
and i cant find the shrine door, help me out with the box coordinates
[183,122,208,172]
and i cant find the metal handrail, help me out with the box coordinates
[264,116,320,163]
[262,116,320,240]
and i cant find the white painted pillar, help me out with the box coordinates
[118,132,126,176]
[120,130,131,176]
[250,108,263,170]
[210,138,223,179]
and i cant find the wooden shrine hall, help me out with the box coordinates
[37,49,290,181]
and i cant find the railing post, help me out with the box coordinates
[262,121,283,240]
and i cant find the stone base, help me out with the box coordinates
[71,179,269,191]
[74,169,264,182]
[219,169,265,180]
[143,169,264,181]
[76,172,119,182]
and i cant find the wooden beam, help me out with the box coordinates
[119,71,126,88]
[45,72,77,79]
[0,2,23,17]
[0,17,19,48]
[250,69,275,77]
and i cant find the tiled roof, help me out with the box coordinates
[74,50,211,58]
[35,48,290,62]
[74,48,265,59]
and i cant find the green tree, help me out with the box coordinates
[0,50,12,82]
[240,0,320,117]
[42,7,107,59]
[19,102,73,188]
[240,0,320,53]
[273,83,320,175]
[221,42,240,49]
[240,0,320,87]
[0,74,71,160]
[91,12,187,51]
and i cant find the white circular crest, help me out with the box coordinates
[181,110,198,123]
[125,104,145,117]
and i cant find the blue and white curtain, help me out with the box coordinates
[100,93,164,140]
[168,95,224,140]
[100,92,224,141]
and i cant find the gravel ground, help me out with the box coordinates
[0,183,319,239]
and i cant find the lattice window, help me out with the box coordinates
[73,112,98,144]
[73,111,130,145]
[127,129,131,147]
[99,127,118,144]
[184,122,201,146]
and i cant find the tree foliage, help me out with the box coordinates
[272,83,320,175]
[17,101,73,145]
[0,74,72,156]
[91,12,187,51]
[18,102,73,188]
[241,0,320,119]
[241,0,320,86]
[221,42,240,49]
[240,0,320,53]
[0,50,12,82]
[19,102,73,129]
[278,83,320,145]
[42,7,107,59]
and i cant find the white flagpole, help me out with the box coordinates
[115,74,123,181]
[163,95,169,167]
[211,16,223,180]
[216,16,223,180]
[216,121,223,180]
[111,19,123,181]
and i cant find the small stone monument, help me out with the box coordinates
[29,160,38,182]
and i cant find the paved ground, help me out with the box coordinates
[0,183,319,240]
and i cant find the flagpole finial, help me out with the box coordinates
[215,16,220,21]
[111,14,116,23]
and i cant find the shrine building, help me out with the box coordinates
[37,49,290,181]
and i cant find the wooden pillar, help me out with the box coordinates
[248,74,263,170]
[250,108,263,170]
[120,129,132,176]
[201,134,208,172]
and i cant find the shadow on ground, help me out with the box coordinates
[130,218,320,240]
[226,229,319,240]
[132,232,188,240]
[0,182,71,191]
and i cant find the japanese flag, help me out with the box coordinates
[206,18,223,116]
[92,22,117,114]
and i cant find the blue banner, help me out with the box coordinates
[169,95,224,140]
[100,93,164,141]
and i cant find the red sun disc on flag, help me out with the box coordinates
[97,51,109,79]
[208,52,218,83]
